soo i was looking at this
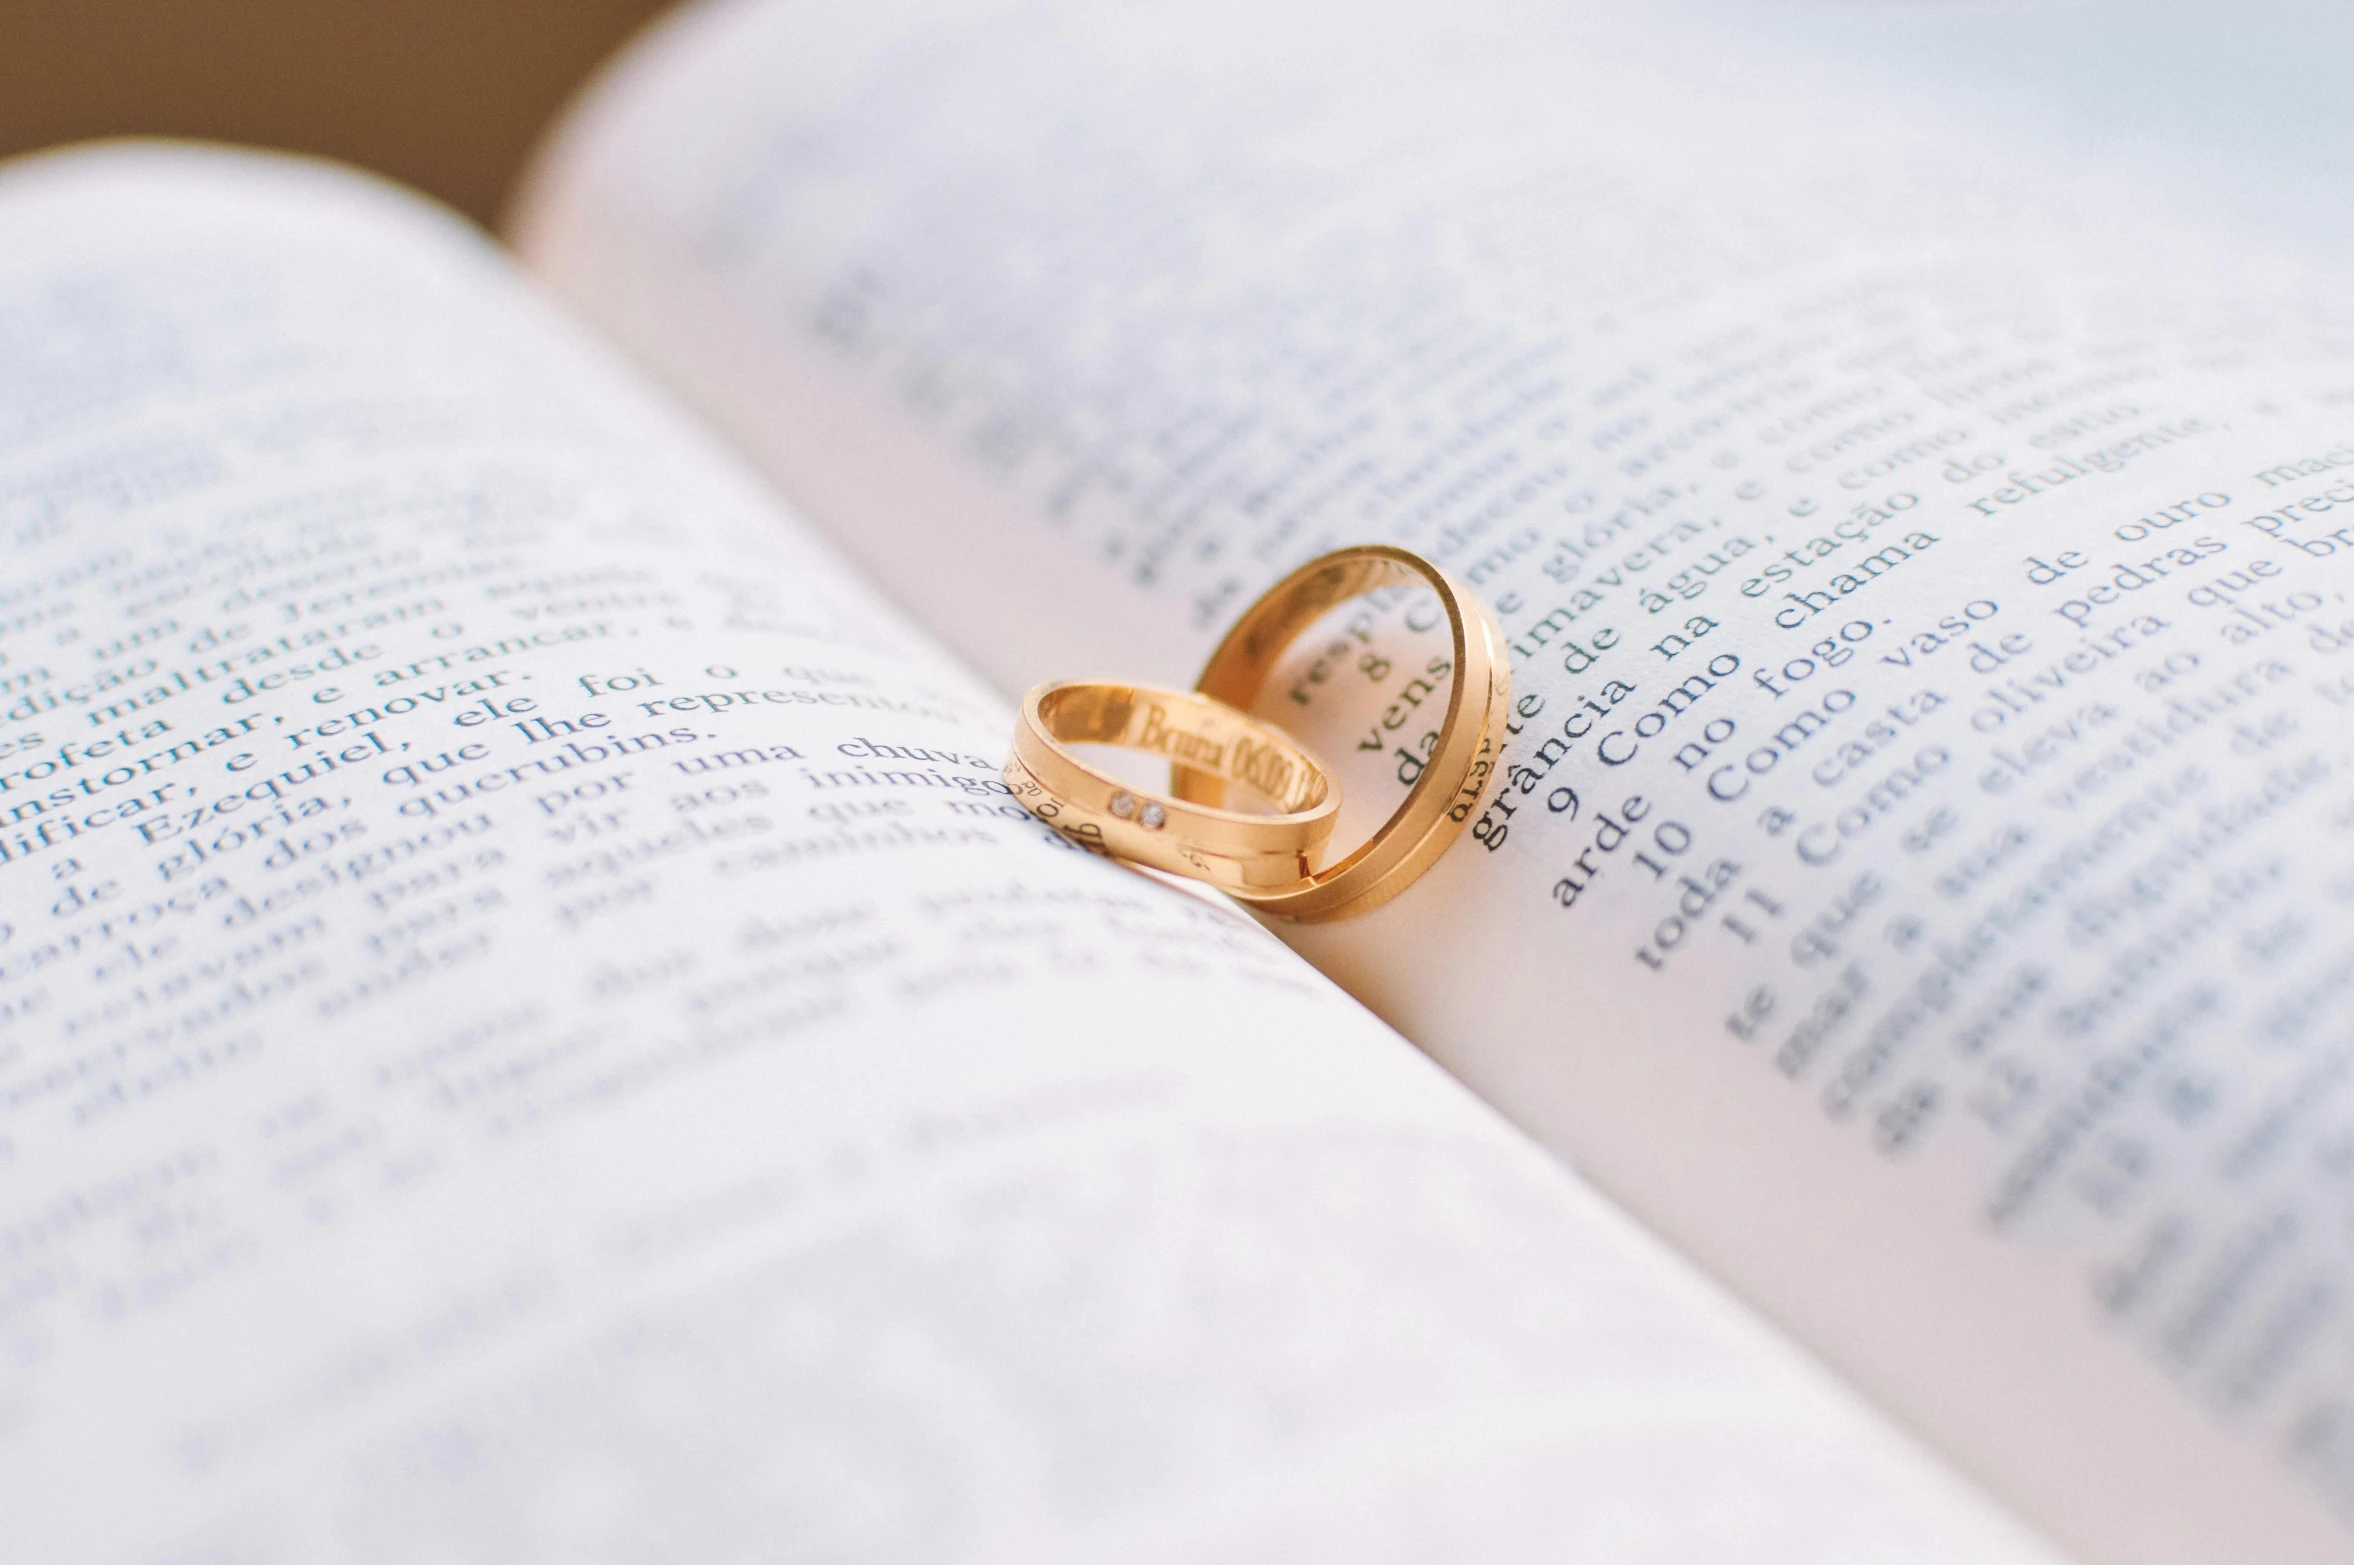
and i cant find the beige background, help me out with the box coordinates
[0,0,677,227]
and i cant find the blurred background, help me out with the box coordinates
[0,0,2346,244]
[0,0,674,226]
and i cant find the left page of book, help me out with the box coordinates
[0,146,2055,1564]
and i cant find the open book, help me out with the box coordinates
[6,0,2352,1559]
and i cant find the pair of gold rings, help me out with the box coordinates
[1005,545,1509,922]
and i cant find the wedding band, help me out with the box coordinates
[1175,545,1509,922]
[1005,680,1340,890]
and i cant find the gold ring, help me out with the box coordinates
[1175,545,1508,922]
[1005,680,1340,890]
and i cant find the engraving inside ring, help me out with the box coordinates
[1034,685,1327,816]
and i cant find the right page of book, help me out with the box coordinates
[516,2,2354,1561]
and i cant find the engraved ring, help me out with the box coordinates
[1005,680,1340,890]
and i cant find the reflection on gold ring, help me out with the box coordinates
[1178,544,1508,922]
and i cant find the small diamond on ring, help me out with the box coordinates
[1139,802,1168,830]
[1109,791,1138,819]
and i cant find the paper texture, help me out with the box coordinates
[516,3,2354,1560]
[0,144,2054,1563]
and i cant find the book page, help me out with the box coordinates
[0,146,2057,1563]
[515,2,2354,1562]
